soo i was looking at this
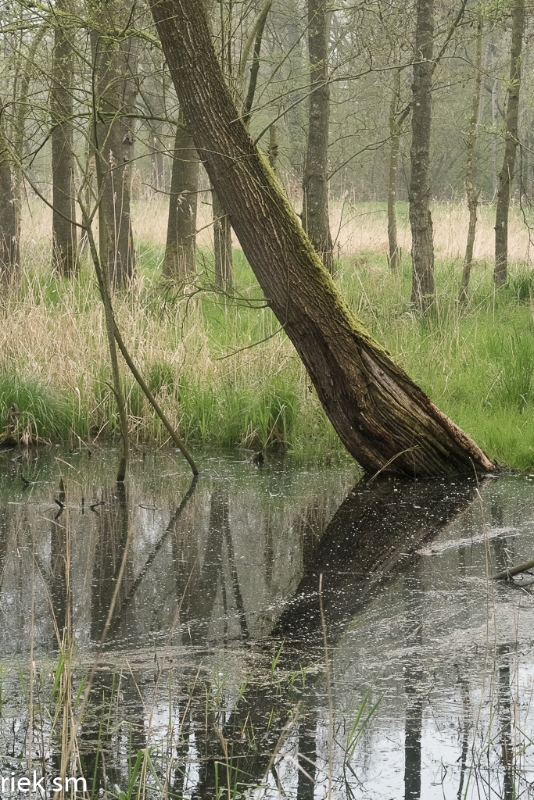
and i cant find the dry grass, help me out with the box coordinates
[4,196,534,466]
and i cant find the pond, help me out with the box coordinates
[0,446,533,799]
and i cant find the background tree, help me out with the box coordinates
[302,0,334,274]
[409,0,436,313]
[90,0,139,288]
[51,0,78,277]
[494,0,525,287]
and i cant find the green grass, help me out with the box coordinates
[3,227,534,468]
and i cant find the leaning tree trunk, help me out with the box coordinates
[494,0,525,288]
[163,110,199,280]
[51,0,78,277]
[149,0,495,477]
[302,0,334,274]
[409,0,435,313]
[0,110,18,284]
[91,2,138,288]
[460,14,483,303]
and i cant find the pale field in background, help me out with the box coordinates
[20,195,534,264]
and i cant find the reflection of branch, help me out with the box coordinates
[493,558,534,581]
[109,476,198,630]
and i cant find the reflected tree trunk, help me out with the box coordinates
[403,567,423,800]
[494,0,525,287]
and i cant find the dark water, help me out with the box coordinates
[0,446,533,799]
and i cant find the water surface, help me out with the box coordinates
[0,446,533,799]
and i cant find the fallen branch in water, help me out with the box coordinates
[493,558,534,581]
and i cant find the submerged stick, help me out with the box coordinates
[492,558,534,581]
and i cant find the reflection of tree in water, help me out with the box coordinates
[403,566,424,800]
[90,483,132,642]
[188,477,479,798]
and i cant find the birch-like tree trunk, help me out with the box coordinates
[302,0,333,274]
[494,0,525,287]
[51,0,78,277]
[409,0,435,312]
[460,14,483,303]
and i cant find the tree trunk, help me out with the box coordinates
[494,0,525,288]
[460,15,483,303]
[302,0,334,274]
[409,0,435,313]
[212,187,233,291]
[0,112,18,285]
[388,68,402,271]
[163,110,199,280]
[91,2,138,288]
[149,0,495,477]
[51,0,78,277]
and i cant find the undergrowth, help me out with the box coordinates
[2,203,534,467]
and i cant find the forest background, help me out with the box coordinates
[1,0,534,469]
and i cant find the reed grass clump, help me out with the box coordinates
[3,199,534,466]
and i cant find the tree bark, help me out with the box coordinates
[91,0,138,288]
[212,186,233,291]
[387,68,402,271]
[460,14,483,303]
[0,110,18,285]
[149,0,495,477]
[51,0,78,277]
[409,0,435,313]
[302,0,334,274]
[163,110,199,281]
[494,0,525,288]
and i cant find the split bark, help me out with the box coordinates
[149,0,495,477]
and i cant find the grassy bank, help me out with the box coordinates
[2,200,534,468]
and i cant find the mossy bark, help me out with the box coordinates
[149,0,495,477]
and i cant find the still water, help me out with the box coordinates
[0,446,533,799]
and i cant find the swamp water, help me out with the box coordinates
[0,447,533,799]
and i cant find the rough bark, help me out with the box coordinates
[387,68,402,271]
[0,110,18,285]
[302,0,334,274]
[91,0,138,288]
[460,15,483,303]
[51,0,78,277]
[494,0,525,287]
[149,0,495,477]
[409,0,435,313]
[163,110,199,280]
